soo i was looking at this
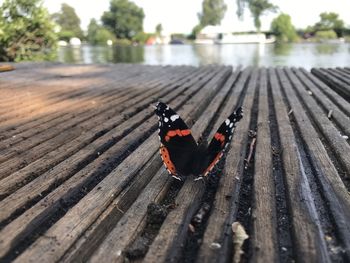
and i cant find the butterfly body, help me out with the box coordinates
[155,102,243,180]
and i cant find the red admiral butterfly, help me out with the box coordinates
[154,102,243,181]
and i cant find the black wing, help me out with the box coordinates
[200,106,243,177]
[154,102,197,180]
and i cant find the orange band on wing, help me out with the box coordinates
[203,152,223,176]
[214,132,225,146]
[160,146,177,175]
[165,129,191,142]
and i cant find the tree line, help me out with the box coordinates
[0,0,349,61]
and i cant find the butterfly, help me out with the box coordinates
[154,102,243,181]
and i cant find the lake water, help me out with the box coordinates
[57,43,350,69]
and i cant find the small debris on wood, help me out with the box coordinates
[327,110,333,119]
[210,242,221,250]
[288,109,293,116]
[248,130,257,138]
[115,204,125,214]
[325,235,332,242]
[232,222,249,263]
[342,135,349,140]
[188,223,195,233]
[245,137,256,170]
[307,90,313,95]
[271,146,281,156]
[192,202,210,225]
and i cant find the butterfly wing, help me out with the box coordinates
[201,107,243,177]
[155,102,197,179]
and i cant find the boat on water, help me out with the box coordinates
[216,33,276,44]
[194,26,275,44]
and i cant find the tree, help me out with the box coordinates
[314,12,345,37]
[102,0,144,40]
[198,0,227,27]
[52,3,84,40]
[236,0,277,32]
[87,19,116,45]
[0,0,57,62]
[271,13,297,42]
[155,23,163,36]
[188,24,203,40]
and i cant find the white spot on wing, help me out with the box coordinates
[164,117,169,123]
[170,115,179,122]
[225,119,230,126]
[229,123,234,128]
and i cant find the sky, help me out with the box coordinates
[37,0,350,34]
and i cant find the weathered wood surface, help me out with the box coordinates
[0,64,350,263]
[311,67,350,100]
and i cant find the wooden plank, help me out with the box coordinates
[273,68,331,262]
[0,86,150,176]
[297,68,350,117]
[62,68,243,262]
[336,67,350,76]
[250,68,278,262]
[0,67,199,181]
[142,71,243,263]
[291,68,350,142]
[326,68,350,85]
[284,68,350,177]
[0,65,183,128]
[0,67,201,196]
[0,66,214,221]
[88,68,241,263]
[311,68,350,99]
[11,67,232,263]
[196,68,256,262]
[0,66,230,260]
[283,68,350,260]
[0,64,185,134]
[1,65,349,262]
[0,66,193,138]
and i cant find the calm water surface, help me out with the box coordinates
[57,43,350,69]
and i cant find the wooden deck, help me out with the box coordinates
[0,64,349,263]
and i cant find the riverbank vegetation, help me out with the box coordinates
[0,0,349,62]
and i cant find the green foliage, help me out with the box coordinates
[188,24,203,40]
[271,13,297,42]
[315,30,337,40]
[57,30,75,42]
[132,32,151,44]
[52,3,84,40]
[155,23,163,36]
[102,0,144,40]
[198,0,227,27]
[87,19,116,45]
[0,0,57,62]
[314,12,345,37]
[114,38,132,45]
[236,0,277,32]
